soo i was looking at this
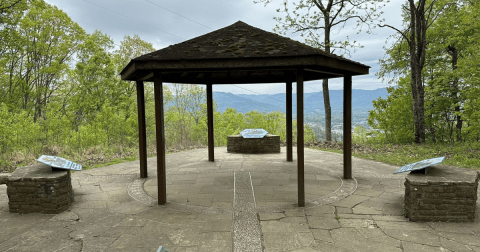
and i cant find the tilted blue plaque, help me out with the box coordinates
[394,156,445,174]
[38,155,82,171]
[240,129,268,138]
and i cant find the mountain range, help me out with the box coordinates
[212,88,388,116]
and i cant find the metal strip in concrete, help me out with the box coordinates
[232,171,263,252]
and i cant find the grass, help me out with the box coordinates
[85,156,138,170]
[2,138,478,174]
[0,144,184,173]
[310,140,480,170]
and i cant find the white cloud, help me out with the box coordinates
[44,0,404,94]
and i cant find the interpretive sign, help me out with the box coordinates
[37,155,82,171]
[240,129,268,138]
[394,156,445,174]
[157,246,170,252]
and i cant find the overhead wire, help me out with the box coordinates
[82,0,330,122]
[80,0,185,40]
[143,0,213,30]
[139,1,325,113]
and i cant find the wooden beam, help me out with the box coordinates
[296,69,305,207]
[154,72,167,205]
[121,56,370,81]
[136,81,147,178]
[286,81,293,162]
[138,72,154,81]
[207,83,214,162]
[343,75,352,179]
[180,72,192,78]
[304,68,343,76]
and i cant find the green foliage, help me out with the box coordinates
[372,0,480,144]
[0,103,40,154]
[312,140,480,170]
[368,77,414,143]
[256,0,389,56]
[2,0,85,121]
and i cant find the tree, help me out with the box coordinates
[0,0,25,23]
[379,0,453,143]
[255,0,389,141]
[0,0,27,61]
[1,0,84,121]
[114,34,156,119]
[67,30,116,128]
[426,0,480,141]
[167,84,206,147]
[377,0,479,143]
[368,76,415,143]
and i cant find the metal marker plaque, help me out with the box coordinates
[240,128,268,138]
[38,155,82,171]
[157,246,170,252]
[394,156,445,174]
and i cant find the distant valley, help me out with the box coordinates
[211,88,388,134]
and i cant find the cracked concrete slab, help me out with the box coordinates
[0,147,479,252]
[382,229,442,246]
[307,215,341,229]
[332,195,371,208]
[331,228,403,252]
[401,241,446,252]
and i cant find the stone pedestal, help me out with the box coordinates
[6,163,74,214]
[227,134,280,154]
[404,165,479,222]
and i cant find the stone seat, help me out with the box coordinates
[227,134,280,154]
[0,173,10,185]
[404,165,479,222]
[6,163,74,214]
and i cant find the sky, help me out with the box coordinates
[43,0,405,94]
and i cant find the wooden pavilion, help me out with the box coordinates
[120,21,370,207]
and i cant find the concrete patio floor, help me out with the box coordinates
[0,147,479,252]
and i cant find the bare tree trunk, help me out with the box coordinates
[323,19,332,142]
[408,0,427,143]
[322,79,332,141]
[447,45,462,141]
[411,65,426,143]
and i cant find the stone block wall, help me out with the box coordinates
[227,134,280,154]
[404,165,479,222]
[0,173,10,185]
[7,163,74,214]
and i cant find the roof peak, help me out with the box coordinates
[131,20,366,68]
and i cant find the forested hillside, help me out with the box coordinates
[1,0,479,172]
[369,0,480,143]
[0,0,316,172]
[212,89,388,114]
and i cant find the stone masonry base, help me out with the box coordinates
[7,163,74,214]
[404,165,479,222]
[227,134,280,154]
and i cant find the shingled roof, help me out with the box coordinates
[121,21,369,83]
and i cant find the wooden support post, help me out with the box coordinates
[207,83,214,162]
[136,81,147,178]
[296,69,305,207]
[343,75,352,179]
[286,81,293,162]
[154,73,166,205]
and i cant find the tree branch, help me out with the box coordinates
[312,0,326,13]
[294,26,326,32]
[379,24,411,44]
[0,0,23,13]
[426,2,455,28]
[331,15,366,27]
[330,0,345,24]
